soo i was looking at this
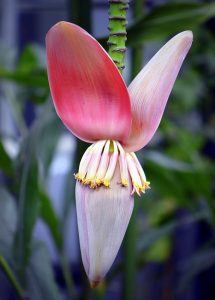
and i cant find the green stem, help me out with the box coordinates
[123,200,139,300]
[123,2,143,297]
[0,256,26,300]
[131,0,143,79]
[107,0,129,73]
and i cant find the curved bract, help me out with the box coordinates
[123,31,193,151]
[46,22,132,143]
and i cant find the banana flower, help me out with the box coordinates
[46,21,192,287]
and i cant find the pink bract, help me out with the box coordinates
[46,21,132,143]
[123,31,193,151]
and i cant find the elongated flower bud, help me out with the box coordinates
[75,140,150,286]
[76,162,134,286]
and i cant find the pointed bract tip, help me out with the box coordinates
[90,280,101,288]
[176,30,193,43]
[46,21,78,41]
[185,30,193,39]
[51,20,66,28]
[179,30,193,37]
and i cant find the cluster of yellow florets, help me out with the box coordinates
[74,140,150,195]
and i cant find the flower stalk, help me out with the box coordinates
[107,0,129,73]
[123,1,144,299]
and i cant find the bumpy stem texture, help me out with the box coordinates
[107,0,129,73]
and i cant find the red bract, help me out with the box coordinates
[46,22,131,143]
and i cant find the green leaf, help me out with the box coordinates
[128,3,215,45]
[178,248,215,292]
[143,161,187,204]
[15,156,41,276]
[27,241,63,300]
[16,46,49,104]
[0,142,13,175]
[14,104,63,279]
[0,68,48,88]
[33,109,64,257]
[1,82,27,135]
[171,68,205,112]
[0,187,17,259]
[39,190,63,250]
[18,46,39,73]
[26,88,50,104]
[143,236,171,262]
[137,222,176,253]
[137,209,210,254]
[0,44,48,88]
[98,3,215,47]
[144,150,195,172]
[35,108,62,177]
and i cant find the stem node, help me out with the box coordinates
[107,0,129,73]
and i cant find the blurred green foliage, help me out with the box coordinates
[0,1,215,300]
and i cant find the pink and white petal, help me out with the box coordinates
[76,163,134,285]
[46,21,131,143]
[123,31,193,152]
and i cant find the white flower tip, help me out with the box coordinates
[185,30,193,39]
[175,30,193,47]
[179,30,193,39]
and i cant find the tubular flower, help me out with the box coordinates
[46,21,193,286]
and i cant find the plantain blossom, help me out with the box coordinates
[46,21,192,287]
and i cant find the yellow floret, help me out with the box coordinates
[103,179,110,187]
[121,178,128,187]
